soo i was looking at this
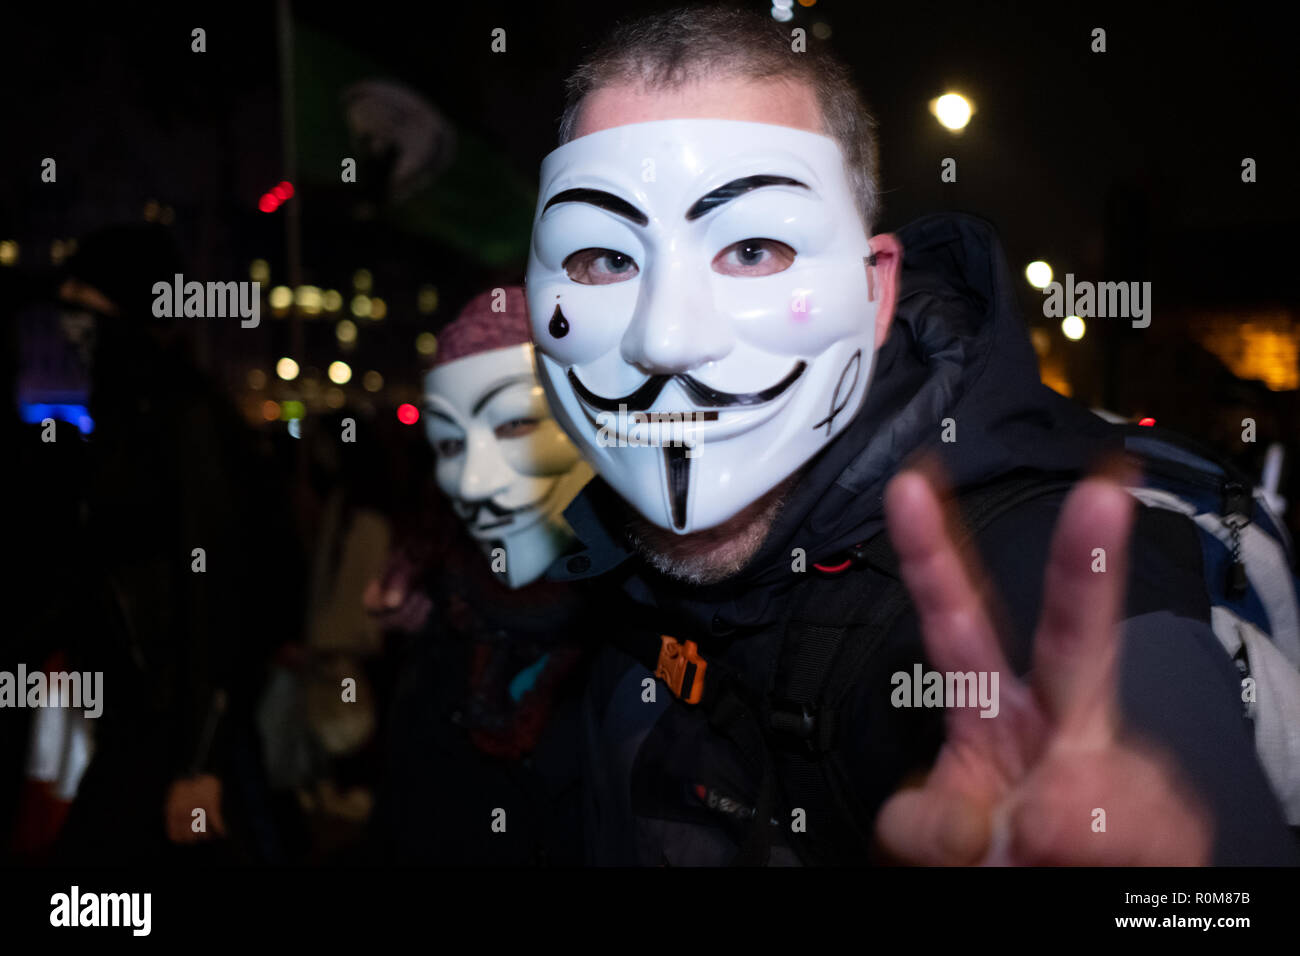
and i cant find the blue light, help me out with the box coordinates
[20,403,95,435]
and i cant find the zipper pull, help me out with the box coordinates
[1223,481,1251,599]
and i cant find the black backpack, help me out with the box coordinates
[613,472,1073,865]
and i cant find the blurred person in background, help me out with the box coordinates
[35,223,304,864]
[367,286,595,865]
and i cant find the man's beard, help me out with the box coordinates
[625,470,803,586]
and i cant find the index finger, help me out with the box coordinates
[885,470,1016,745]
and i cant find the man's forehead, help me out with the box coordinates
[572,76,822,139]
[536,117,846,213]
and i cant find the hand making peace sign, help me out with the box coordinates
[876,470,1213,865]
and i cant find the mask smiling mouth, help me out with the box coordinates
[567,362,807,446]
[455,498,538,534]
[567,362,806,413]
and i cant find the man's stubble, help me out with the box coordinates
[625,469,804,585]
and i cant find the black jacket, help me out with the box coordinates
[557,212,1297,866]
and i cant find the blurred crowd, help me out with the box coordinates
[0,222,586,866]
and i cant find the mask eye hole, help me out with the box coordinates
[494,418,540,440]
[712,238,796,277]
[435,438,465,457]
[563,248,640,285]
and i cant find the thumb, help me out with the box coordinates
[876,786,991,865]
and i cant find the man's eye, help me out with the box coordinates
[563,248,640,285]
[712,238,796,277]
[494,418,540,440]
[435,438,465,457]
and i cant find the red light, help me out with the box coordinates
[397,403,420,425]
[1138,417,1156,427]
[258,193,279,213]
[272,181,295,201]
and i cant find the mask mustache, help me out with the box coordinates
[455,497,532,530]
[567,361,806,413]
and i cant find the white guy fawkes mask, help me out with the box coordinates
[526,119,879,534]
[423,343,593,588]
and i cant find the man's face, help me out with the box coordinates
[526,77,885,534]
[423,343,592,587]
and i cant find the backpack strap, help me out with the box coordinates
[767,472,1077,864]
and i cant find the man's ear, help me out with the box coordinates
[866,233,903,349]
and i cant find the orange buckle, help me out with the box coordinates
[655,636,707,705]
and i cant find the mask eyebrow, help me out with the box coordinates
[472,375,537,415]
[542,188,649,226]
[685,175,809,221]
[424,408,460,427]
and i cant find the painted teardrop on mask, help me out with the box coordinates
[548,305,569,339]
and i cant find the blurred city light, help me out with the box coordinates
[336,319,358,344]
[1062,315,1086,340]
[294,285,323,314]
[276,357,300,380]
[416,332,438,356]
[1197,314,1300,391]
[1025,260,1053,288]
[258,181,294,213]
[350,294,371,318]
[328,361,352,385]
[249,259,270,283]
[397,403,420,425]
[269,285,293,310]
[932,93,973,131]
[418,285,439,314]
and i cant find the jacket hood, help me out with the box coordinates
[559,212,1119,632]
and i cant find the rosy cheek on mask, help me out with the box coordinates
[791,292,813,325]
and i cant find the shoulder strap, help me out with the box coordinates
[769,472,1077,865]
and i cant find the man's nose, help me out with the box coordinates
[457,434,512,501]
[619,253,733,375]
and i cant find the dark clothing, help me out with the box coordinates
[558,212,1298,866]
[51,327,298,865]
[370,535,589,865]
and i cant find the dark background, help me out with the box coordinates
[3,1,1296,419]
[1,0,1296,865]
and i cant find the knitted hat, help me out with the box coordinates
[429,285,531,369]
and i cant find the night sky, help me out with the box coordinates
[2,1,1296,438]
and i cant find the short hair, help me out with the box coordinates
[557,4,881,233]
